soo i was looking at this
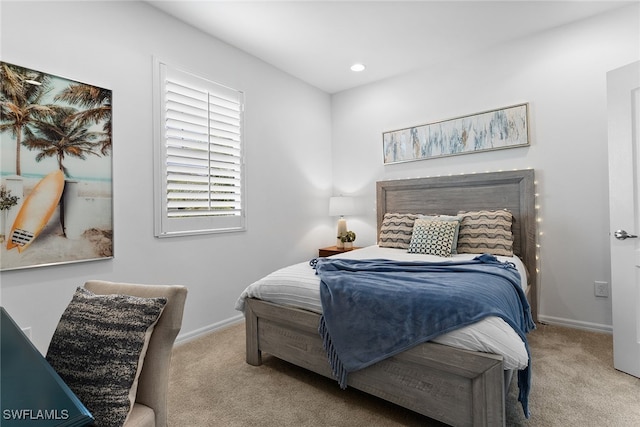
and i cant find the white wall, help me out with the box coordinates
[331,4,640,332]
[0,1,333,352]
[2,2,637,355]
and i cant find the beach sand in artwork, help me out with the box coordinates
[0,176,112,271]
[0,223,112,270]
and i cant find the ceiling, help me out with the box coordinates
[147,1,632,94]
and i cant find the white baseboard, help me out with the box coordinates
[174,313,244,346]
[174,313,613,346]
[537,314,612,334]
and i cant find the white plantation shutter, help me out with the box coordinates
[154,61,245,236]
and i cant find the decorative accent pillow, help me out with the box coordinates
[456,209,514,256]
[420,214,462,254]
[379,213,420,249]
[46,287,167,427]
[407,218,458,257]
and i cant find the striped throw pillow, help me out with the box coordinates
[379,213,420,249]
[456,210,514,256]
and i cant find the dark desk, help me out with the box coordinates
[1,307,93,426]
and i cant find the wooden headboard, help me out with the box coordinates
[376,169,537,320]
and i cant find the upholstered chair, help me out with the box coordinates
[83,280,187,427]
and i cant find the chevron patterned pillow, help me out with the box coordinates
[456,209,514,256]
[379,213,420,249]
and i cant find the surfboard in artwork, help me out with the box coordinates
[6,170,65,252]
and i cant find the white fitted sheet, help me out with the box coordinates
[235,245,529,370]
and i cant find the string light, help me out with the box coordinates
[534,178,542,302]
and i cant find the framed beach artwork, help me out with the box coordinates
[382,103,529,164]
[0,62,113,271]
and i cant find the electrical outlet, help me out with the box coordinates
[594,281,609,298]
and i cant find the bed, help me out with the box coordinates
[237,169,537,426]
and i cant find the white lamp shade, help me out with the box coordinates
[329,196,356,217]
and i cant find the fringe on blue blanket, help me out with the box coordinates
[519,366,532,418]
[318,314,348,389]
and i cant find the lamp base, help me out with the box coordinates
[336,217,347,248]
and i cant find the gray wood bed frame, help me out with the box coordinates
[244,169,537,427]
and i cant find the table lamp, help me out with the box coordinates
[329,196,356,248]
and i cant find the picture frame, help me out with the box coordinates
[382,103,529,164]
[0,62,113,271]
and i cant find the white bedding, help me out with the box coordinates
[235,245,529,370]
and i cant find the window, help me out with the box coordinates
[153,60,245,237]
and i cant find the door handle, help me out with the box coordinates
[614,230,638,240]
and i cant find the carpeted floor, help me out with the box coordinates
[168,322,640,426]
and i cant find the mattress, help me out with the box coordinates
[235,245,529,370]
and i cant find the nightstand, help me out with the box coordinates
[318,246,361,257]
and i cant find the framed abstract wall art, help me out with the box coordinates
[0,62,113,270]
[382,103,529,164]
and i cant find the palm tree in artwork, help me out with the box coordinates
[0,62,53,175]
[54,83,112,155]
[23,106,102,237]
[23,106,101,176]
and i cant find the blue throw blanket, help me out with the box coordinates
[312,254,535,417]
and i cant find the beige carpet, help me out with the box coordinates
[168,322,640,426]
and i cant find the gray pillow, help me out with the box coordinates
[46,287,166,427]
[419,214,462,254]
[407,218,458,257]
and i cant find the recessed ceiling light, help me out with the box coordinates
[350,63,365,72]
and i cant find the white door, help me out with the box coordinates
[607,60,640,378]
